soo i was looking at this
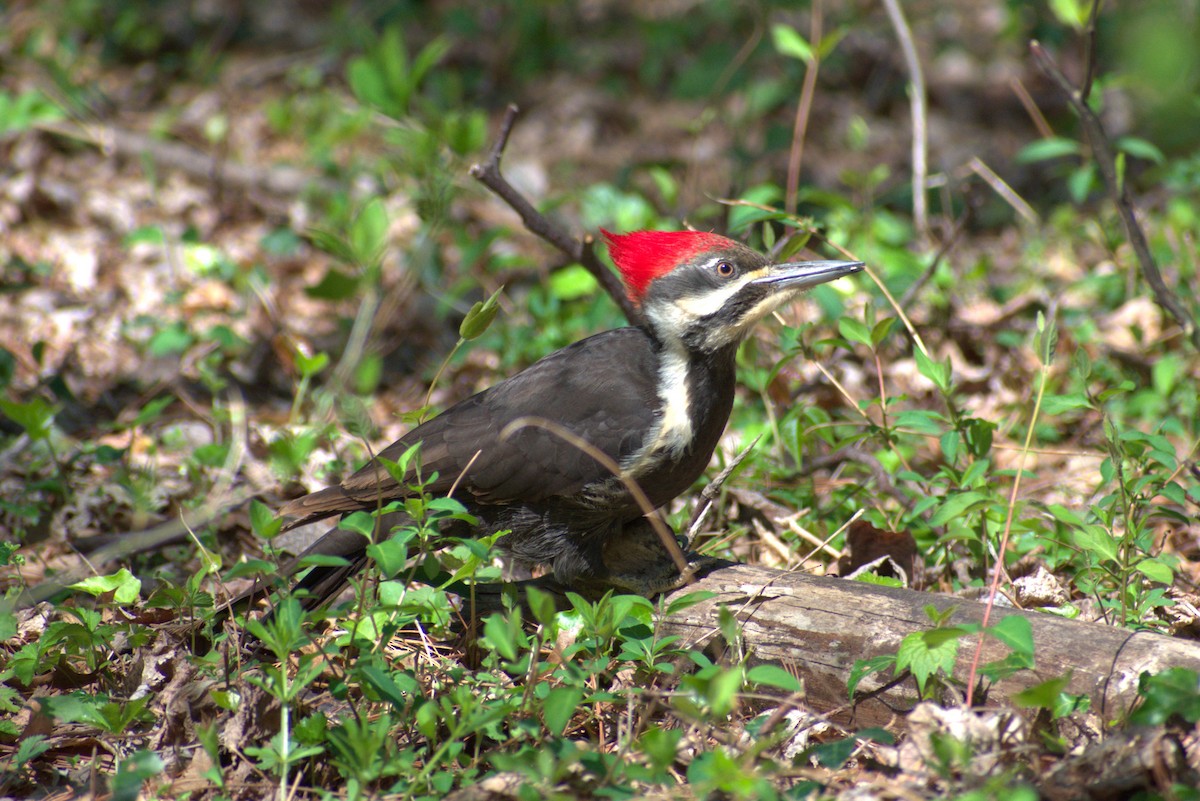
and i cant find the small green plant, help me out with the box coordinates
[242,599,327,796]
[1129,668,1200,727]
[848,606,1035,702]
[0,89,64,135]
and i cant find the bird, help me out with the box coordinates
[265,230,862,609]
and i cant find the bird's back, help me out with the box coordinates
[278,326,669,529]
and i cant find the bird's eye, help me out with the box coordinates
[715,261,735,278]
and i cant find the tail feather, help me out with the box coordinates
[277,485,359,531]
[219,510,411,620]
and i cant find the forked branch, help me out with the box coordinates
[469,104,643,326]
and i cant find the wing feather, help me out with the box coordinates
[278,327,661,529]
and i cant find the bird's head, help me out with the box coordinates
[603,229,863,352]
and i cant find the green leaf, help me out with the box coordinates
[747,664,803,693]
[367,536,411,578]
[1015,137,1081,163]
[1012,675,1072,710]
[347,56,388,112]
[770,23,813,62]
[648,167,679,207]
[305,267,360,301]
[338,511,377,538]
[482,613,525,662]
[1047,0,1089,28]
[844,657,892,700]
[853,573,904,588]
[1159,482,1187,506]
[928,490,990,527]
[894,409,946,435]
[707,667,744,717]
[0,346,14,390]
[39,694,108,728]
[838,317,872,347]
[543,687,584,735]
[13,735,51,769]
[1071,347,1092,380]
[1040,393,1093,416]
[459,287,504,340]
[961,458,990,488]
[360,662,413,711]
[1131,669,1200,726]
[410,36,451,89]
[806,736,858,768]
[964,418,995,459]
[249,499,282,539]
[637,728,683,772]
[307,227,357,264]
[0,396,57,440]
[1073,524,1118,563]
[914,348,951,393]
[71,568,142,604]
[548,265,599,300]
[1046,503,1086,527]
[1116,136,1165,165]
[870,317,897,347]
[525,585,559,626]
[1134,558,1175,584]
[816,26,849,59]
[350,198,389,269]
[1033,310,1057,366]
[148,322,193,357]
[294,350,329,378]
[940,430,960,464]
[988,615,1034,660]
[897,628,960,696]
[1147,449,1178,470]
[664,590,716,616]
[1067,162,1097,203]
[131,396,174,427]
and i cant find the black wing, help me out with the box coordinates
[279,327,661,527]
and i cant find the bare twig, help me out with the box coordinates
[469,105,643,326]
[880,0,929,244]
[1030,41,1199,349]
[1009,77,1055,140]
[500,416,693,580]
[1080,0,1104,103]
[967,157,1039,225]
[898,206,970,308]
[784,0,823,216]
[685,435,763,537]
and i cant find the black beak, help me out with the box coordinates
[752,260,864,291]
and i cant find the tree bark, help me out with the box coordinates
[661,564,1200,728]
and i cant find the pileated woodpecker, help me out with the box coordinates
[272,230,862,607]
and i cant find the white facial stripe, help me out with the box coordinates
[673,280,742,318]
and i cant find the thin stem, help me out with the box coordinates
[964,355,1049,706]
[785,0,823,215]
[881,0,929,243]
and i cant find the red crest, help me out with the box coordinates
[602,229,736,300]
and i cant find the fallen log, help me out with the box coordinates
[660,564,1200,727]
